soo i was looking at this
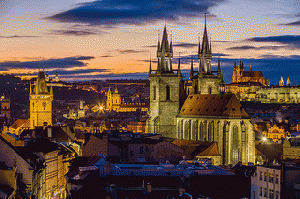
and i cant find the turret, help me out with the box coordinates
[217,57,221,78]
[189,58,194,81]
[177,53,182,77]
[156,25,173,73]
[198,13,212,73]
[286,77,291,86]
[279,76,284,86]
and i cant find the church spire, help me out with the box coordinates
[189,58,194,80]
[217,56,221,78]
[250,61,252,72]
[156,25,173,73]
[198,13,212,73]
[279,76,284,86]
[178,53,181,76]
[287,76,291,86]
[149,54,152,75]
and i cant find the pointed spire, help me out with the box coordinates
[170,34,173,53]
[198,34,201,55]
[287,76,291,86]
[114,86,119,94]
[189,58,194,80]
[161,25,169,52]
[149,54,152,75]
[279,76,284,86]
[217,56,221,78]
[201,13,210,55]
[250,61,252,72]
[178,52,181,76]
[234,60,237,69]
[157,33,161,52]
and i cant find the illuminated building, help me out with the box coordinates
[106,86,148,112]
[147,17,255,165]
[29,71,53,129]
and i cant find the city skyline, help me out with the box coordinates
[0,0,300,84]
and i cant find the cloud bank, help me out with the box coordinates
[48,0,225,25]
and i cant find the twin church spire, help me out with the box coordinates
[150,13,217,77]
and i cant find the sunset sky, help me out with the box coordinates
[0,0,300,84]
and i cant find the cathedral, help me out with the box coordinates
[147,19,255,165]
[29,71,53,129]
[226,60,270,101]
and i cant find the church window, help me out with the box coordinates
[232,126,239,165]
[198,108,201,112]
[208,87,212,94]
[205,97,208,99]
[190,108,193,111]
[189,96,193,100]
[153,86,156,100]
[259,187,262,196]
[232,108,236,111]
[206,108,209,112]
[166,85,170,100]
[213,108,216,112]
[200,122,204,141]
[32,102,35,109]
[182,109,185,112]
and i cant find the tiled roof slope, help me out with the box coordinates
[178,94,249,118]
[195,142,220,156]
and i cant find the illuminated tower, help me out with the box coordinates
[1,95,10,119]
[196,14,222,94]
[30,71,53,129]
[148,25,184,138]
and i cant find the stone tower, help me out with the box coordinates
[148,25,184,138]
[196,14,222,94]
[30,71,53,129]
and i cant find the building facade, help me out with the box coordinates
[29,71,53,129]
[147,18,255,165]
[106,86,148,112]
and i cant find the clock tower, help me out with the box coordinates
[30,71,53,129]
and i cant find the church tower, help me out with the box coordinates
[30,71,53,129]
[148,25,184,138]
[196,14,222,94]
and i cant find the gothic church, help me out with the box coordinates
[147,19,255,165]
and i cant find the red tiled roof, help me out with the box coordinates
[178,94,249,118]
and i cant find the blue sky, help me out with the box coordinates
[0,0,299,84]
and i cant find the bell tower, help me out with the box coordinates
[30,71,53,129]
[197,14,222,94]
[147,25,184,138]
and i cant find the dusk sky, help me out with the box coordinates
[0,0,300,84]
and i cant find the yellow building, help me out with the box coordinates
[262,123,289,143]
[226,61,270,101]
[29,71,53,129]
[106,86,148,112]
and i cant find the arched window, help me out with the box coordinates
[207,121,214,141]
[208,87,212,94]
[200,122,204,141]
[166,85,170,100]
[232,125,239,165]
[153,86,156,100]
[193,120,198,140]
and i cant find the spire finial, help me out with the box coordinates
[178,52,181,76]
[149,54,152,75]
[205,12,207,28]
